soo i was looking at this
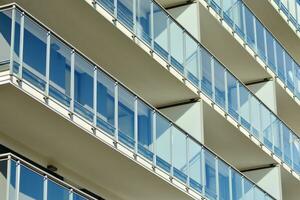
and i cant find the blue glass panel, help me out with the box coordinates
[153,3,168,60]
[283,126,292,165]
[185,35,200,87]
[156,113,171,172]
[292,136,300,173]
[272,115,282,158]
[74,54,94,122]
[47,180,69,200]
[243,179,254,200]
[188,139,202,193]
[232,1,245,38]
[275,42,286,82]
[244,7,255,49]
[266,31,276,72]
[136,0,151,45]
[223,0,235,28]
[201,48,213,98]
[214,61,225,109]
[250,96,260,138]
[74,193,87,200]
[23,16,47,91]
[285,53,295,92]
[172,127,187,183]
[170,21,184,73]
[218,161,230,200]
[261,105,273,149]
[227,73,239,120]
[254,187,265,200]
[9,160,16,200]
[137,100,153,160]
[296,66,300,98]
[12,10,21,73]
[97,0,114,14]
[204,150,217,200]
[238,85,251,130]
[0,10,12,66]
[97,71,115,136]
[19,165,43,200]
[118,86,135,149]
[49,36,71,107]
[231,170,242,200]
[255,20,266,59]
[117,0,134,30]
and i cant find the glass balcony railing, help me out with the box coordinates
[89,0,300,178]
[0,153,97,200]
[206,0,300,101]
[273,0,300,31]
[0,5,275,200]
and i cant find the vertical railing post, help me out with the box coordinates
[150,1,154,50]
[69,189,73,200]
[224,71,229,113]
[114,0,117,18]
[114,82,119,142]
[6,155,11,200]
[236,83,241,126]
[93,66,98,128]
[186,136,190,187]
[201,147,206,196]
[43,175,48,200]
[273,39,278,76]
[70,50,75,114]
[18,12,24,80]
[215,158,219,200]
[198,45,202,90]
[229,168,233,200]
[263,28,268,64]
[280,123,284,161]
[183,31,187,77]
[15,160,20,200]
[152,110,157,167]
[134,97,138,155]
[45,31,51,97]
[9,7,16,75]
[253,17,258,53]
[167,16,171,64]
[170,123,173,177]
[211,57,215,102]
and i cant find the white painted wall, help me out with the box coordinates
[244,166,282,200]
[159,101,204,143]
[248,80,277,114]
[168,2,201,41]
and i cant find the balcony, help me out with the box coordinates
[0,153,98,200]
[0,4,276,200]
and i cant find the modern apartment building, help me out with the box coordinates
[0,0,299,199]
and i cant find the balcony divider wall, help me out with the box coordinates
[85,0,300,179]
[0,5,275,200]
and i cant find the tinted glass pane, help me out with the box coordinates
[136,0,151,44]
[256,21,266,59]
[296,67,300,98]
[232,171,242,200]
[283,126,292,165]
[97,71,115,135]
[201,49,213,98]
[170,22,184,73]
[118,86,135,149]
[272,115,282,158]
[97,0,114,14]
[19,165,43,200]
[185,35,199,86]
[218,161,230,200]
[49,36,71,107]
[74,193,87,200]
[276,42,285,82]
[285,53,295,91]
[292,136,300,173]
[261,105,273,149]
[254,187,265,200]
[12,11,21,74]
[47,180,69,200]
[227,73,239,120]
[23,16,47,91]
[156,114,171,172]
[153,3,168,60]
[9,160,16,200]
[244,8,255,49]
[204,150,217,200]
[243,179,255,200]
[0,10,12,66]
[250,96,261,138]
[188,139,202,192]
[137,100,153,160]
[172,127,187,183]
[117,0,134,29]
[239,85,251,130]
[74,54,94,122]
[214,61,225,109]
[266,32,276,72]
[232,1,245,38]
